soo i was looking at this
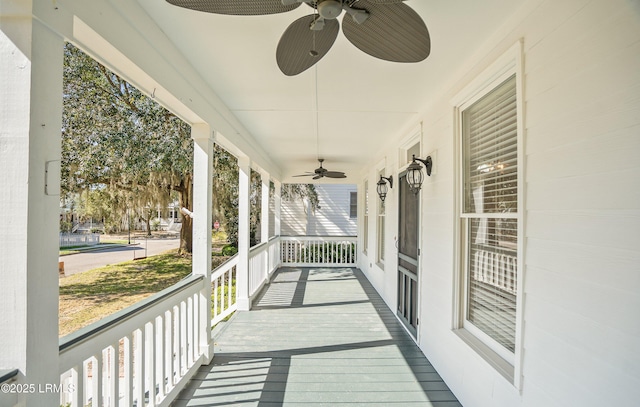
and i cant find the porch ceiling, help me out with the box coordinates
[135,0,525,182]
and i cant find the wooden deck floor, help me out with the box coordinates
[173,267,461,407]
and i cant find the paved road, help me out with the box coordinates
[60,237,180,277]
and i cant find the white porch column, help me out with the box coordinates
[0,2,63,405]
[260,171,270,243]
[191,125,214,363]
[274,180,282,237]
[236,156,251,311]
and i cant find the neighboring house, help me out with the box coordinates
[276,184,357,236]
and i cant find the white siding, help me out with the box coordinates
[358,0,640,406]
[280,184,357,236]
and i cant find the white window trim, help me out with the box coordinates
[451,40,525,389]
[397,130,421,169]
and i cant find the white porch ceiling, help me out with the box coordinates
[135,0,525,182]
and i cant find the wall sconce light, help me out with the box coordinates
[406,154,432,194]
[376,175,393,202]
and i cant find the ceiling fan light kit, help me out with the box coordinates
[166,0,431,76]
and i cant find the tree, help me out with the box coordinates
[281,184,319,212]
[62,42,320,254]
[62,42,195,253]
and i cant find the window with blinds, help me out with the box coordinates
[461,75,518,356]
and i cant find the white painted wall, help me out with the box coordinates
[280,184,357,236]
[358,0,640,406]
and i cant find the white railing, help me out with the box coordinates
[268,236,280,278]
[0,369,18,407]
[472,249,518,294]
[59,275,205,407]
[211,255,238,327]
[249,242,268,297]
[280,236,357,267]
[211,237,282,327]
[60,233,101,248]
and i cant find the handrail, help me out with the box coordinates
[0,369,18,384]
[249,241,268,253]
[280,235,357,239]
[60,274,203,352]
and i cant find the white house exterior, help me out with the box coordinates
[356,4,640,406]
[1,0,639,406]
[279,184,357,236]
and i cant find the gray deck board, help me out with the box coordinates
[173,267,461,407]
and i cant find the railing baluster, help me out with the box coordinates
[192,293,199,362]
[187,296,194,367]
[172,305,180,385]
[155,316,165,401]
[134,328,145,406]
[72,364,83,407]
[164,310,173,393]
[146,321,156,407]
[180,301,187,375]
[108,342,119,407]
[228,268,233,310]
[123,334,133,406]
[93,353,102,407]
[213,276,219,318]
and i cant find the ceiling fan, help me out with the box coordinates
[165,0,431,76]
[293,158,347,179]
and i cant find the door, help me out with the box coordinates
[397,171,420,337]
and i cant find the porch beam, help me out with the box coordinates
[191,125,214,362]
[0,3,64,404]
[236,156,251,311]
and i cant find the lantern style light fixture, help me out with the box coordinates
[376,175,393,202]
[406,154,432,194]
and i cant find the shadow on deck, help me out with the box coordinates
[173,267,461,406]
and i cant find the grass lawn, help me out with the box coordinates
[59,249,192,337]
[59,246,235,337]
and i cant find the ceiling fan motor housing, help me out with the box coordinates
[318,0,343,19]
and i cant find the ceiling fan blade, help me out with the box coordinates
[366,0,406,3]
[292,173,315,177]
[312,174,323,180]
[324,171,347,178]
[276,15,339,76]
[165,0,301,15]
[342,1,430,63]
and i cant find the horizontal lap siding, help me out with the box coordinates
[310,185,357,236]
[361,0,640,406]
[280,184,357,236]
[523,0,640,405]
